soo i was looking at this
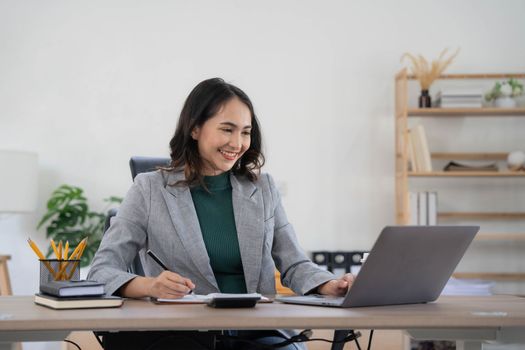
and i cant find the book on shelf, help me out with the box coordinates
[34,293,123,310]
[427,192,437,226]
[408,191,437,225]
[408,192,418,224]
[407,129,417,172]
[444,161,499,172]
[436,100,483,108]
[435,88,483,108]
[437,87,483,96]
[40,279,105,297]
[417,192,427,225]
[409,124,432,172]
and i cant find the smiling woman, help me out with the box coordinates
[87,78,354,349]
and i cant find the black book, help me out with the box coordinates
[40,279,105,297]
[34,293,123,310]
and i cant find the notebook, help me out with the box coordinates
[276,225,479,308]
[34,293,123,310]
[40,279,105,297]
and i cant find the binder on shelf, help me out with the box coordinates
[311,251,330,270]
[348,251,366,275]
[330,251,348,277]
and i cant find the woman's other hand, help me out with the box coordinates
[317,273,354,296]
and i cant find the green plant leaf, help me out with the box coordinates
[37,184,121,267]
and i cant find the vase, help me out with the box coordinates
[494,96,516,108]
[419,90,431,108]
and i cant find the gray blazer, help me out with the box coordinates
[88,170,334,296]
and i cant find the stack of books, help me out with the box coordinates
[34,280,123,309]
[435,88,483,108]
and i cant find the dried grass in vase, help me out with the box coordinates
[401,48,460,107]
[401,48,460,89]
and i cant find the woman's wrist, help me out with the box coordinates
[120,276,154,298]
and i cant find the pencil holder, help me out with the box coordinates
[39,259,81,286]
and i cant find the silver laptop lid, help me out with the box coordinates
[342,225,479,307]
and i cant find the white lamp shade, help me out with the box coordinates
[0,150,39,213]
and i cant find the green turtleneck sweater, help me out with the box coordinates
[190,172,247,293]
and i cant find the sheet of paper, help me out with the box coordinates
[156,294,209,303]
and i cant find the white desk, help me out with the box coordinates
[1,295,525,350]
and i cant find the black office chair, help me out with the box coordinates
[129,156,171,181]
[103,156,171,276]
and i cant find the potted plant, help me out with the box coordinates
[37,184,122,267]
[401,48,460,108]
[485,78,523,108]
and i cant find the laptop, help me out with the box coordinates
[276,225,479,308]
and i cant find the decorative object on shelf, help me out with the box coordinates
[485,78,523,108]
[507,150,525,171]
[419,90,431,108]
[37,185,122,267]
[401,48,460,108]
[443,161,498,172]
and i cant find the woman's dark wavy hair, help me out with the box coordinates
[167,78,265,187]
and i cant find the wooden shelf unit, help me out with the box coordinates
[408,107,525,116]
[409,171,525,177]
[474,233,525,241]
[438,212,525,220]
[431,152,508,160]
[394,70,525,282]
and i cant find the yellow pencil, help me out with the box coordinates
[78,239,87,258]
[27,238,56,277]
[64,241,69,260]
[58,241,63,260]
[57,238,86,280]
[50,239,60,259]
[27,238,46,259]
[68,238,87,260]
[67,239,87,279]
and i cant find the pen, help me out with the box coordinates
[147,249,193,294]
[147,249,169,270]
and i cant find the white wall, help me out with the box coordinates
[1,1,525,347]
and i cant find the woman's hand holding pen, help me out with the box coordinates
[147,271,195,299]
[317,273,355,297]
